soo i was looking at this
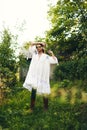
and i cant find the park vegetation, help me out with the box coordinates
[0,0,87,130]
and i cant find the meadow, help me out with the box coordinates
[0,81,87,130]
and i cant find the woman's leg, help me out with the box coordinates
[43,96,48,111]
[30,88,36,110]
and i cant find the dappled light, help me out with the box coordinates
[50,85,87,104]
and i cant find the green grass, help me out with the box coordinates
[0,81,87,130]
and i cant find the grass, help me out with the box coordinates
[0,81,87,130]
[50,81,87,104]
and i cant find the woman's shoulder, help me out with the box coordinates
[43,53,49,59]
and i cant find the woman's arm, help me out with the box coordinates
[48,50,56,59]
[48,50,58,64]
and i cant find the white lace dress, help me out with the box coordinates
[23,47,58,95]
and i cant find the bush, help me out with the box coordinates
[0,67,17,88]
[53,58,87,81]
[59,79,72,88]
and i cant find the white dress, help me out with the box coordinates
[23,47,58,95]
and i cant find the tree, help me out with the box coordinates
[0,29,18,90]
[46,0,87,60]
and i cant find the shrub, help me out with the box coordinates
[53,58,87,81]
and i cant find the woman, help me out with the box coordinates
[23,42,58,112]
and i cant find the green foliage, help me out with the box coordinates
[0,83,87,130]
[0,67,17,89]
[66,90,72,102]
[75,90,82,99]
[53,58,87,81]
[19,55,30,68]
[0,29,18,89]
[59,79,72,88]
[18,55,31,81]
[46,0,87,60]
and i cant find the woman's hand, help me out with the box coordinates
[48,50,54,56]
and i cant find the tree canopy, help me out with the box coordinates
[46,0,87,60]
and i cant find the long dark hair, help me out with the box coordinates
[37,43,45,53]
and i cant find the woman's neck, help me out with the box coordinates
[38,51,43,55]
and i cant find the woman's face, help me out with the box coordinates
[36,45,43,52]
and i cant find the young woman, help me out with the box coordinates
[23,42,58,112]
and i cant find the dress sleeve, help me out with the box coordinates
[48,55,58,65]
[27,45,37,59]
